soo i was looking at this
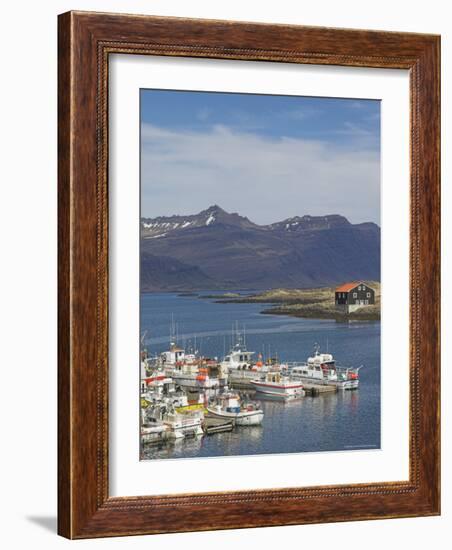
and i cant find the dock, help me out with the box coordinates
[204,415,235,434]
[229,381,253,390]
[303,384,337,396]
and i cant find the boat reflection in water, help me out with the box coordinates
[143,430,205,460]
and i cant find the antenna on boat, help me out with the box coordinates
[170,313,175,345]
[140,330,147,346]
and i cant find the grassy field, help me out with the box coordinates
[211,282,381,321]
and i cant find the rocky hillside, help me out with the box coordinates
[141,205,380,292]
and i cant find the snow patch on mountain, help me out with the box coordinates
[144,233,167,239]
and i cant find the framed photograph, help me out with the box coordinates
[58,11,440,538]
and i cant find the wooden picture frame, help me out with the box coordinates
[58,11,440,539]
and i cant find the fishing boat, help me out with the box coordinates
[250,371,305,398]
[162,410,205,439]
[207,392,264,426]
[140,409,166,444]
[159,342,226,389]
[145,375,175,394]
[221,343,259,381]
[141,420,166,444]
[289,345,362,390]
[169,363,221,390]
[221,334,284,386]
[144,403,204,440]
[144,377,191,409]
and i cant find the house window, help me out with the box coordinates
[367,292,371,297]
[353,292,357,298]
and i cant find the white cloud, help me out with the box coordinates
[141,123,380,225]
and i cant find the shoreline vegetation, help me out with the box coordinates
[194,282,381,322]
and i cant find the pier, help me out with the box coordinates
[302,384,337,396]
[204,415,235,434]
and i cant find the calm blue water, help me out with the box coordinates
[141,291,381,459]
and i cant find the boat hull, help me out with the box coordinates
[250,380,304,398]
[206,408,264,426]
[290,373,359,390]
[170,375,221,390]
[141,425,165,444]
[337,379,359,390]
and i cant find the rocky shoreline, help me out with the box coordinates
[201,283,381,322]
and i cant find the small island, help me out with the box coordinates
[206,282,381,321]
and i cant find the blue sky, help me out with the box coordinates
[141,89,380,224]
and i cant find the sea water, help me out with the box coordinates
[140,291,381,460]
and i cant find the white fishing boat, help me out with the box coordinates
[141,421,166,444]
[251,371,305,398]
[169,364,221,390]
[162,410,205,439]
[221,334,284,385]
[144,402,205,440]
[140,409,166,444]
[289,345,362,390]
[144,381,190,409]
[207,393,264,426]
[221,343,259,380]
[145,375,175,393]
[160,342,225,389]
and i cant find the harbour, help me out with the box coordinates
[140,291,381,460]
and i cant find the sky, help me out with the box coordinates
[140,89,380,225]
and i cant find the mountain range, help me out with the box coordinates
[141,205,380,292]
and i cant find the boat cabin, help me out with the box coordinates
[216,393,241,412]
[160,343,185,365]
[291,350,338,382]
[146,377,176,396]
[264,372,283,384]
[221,346,255,370]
